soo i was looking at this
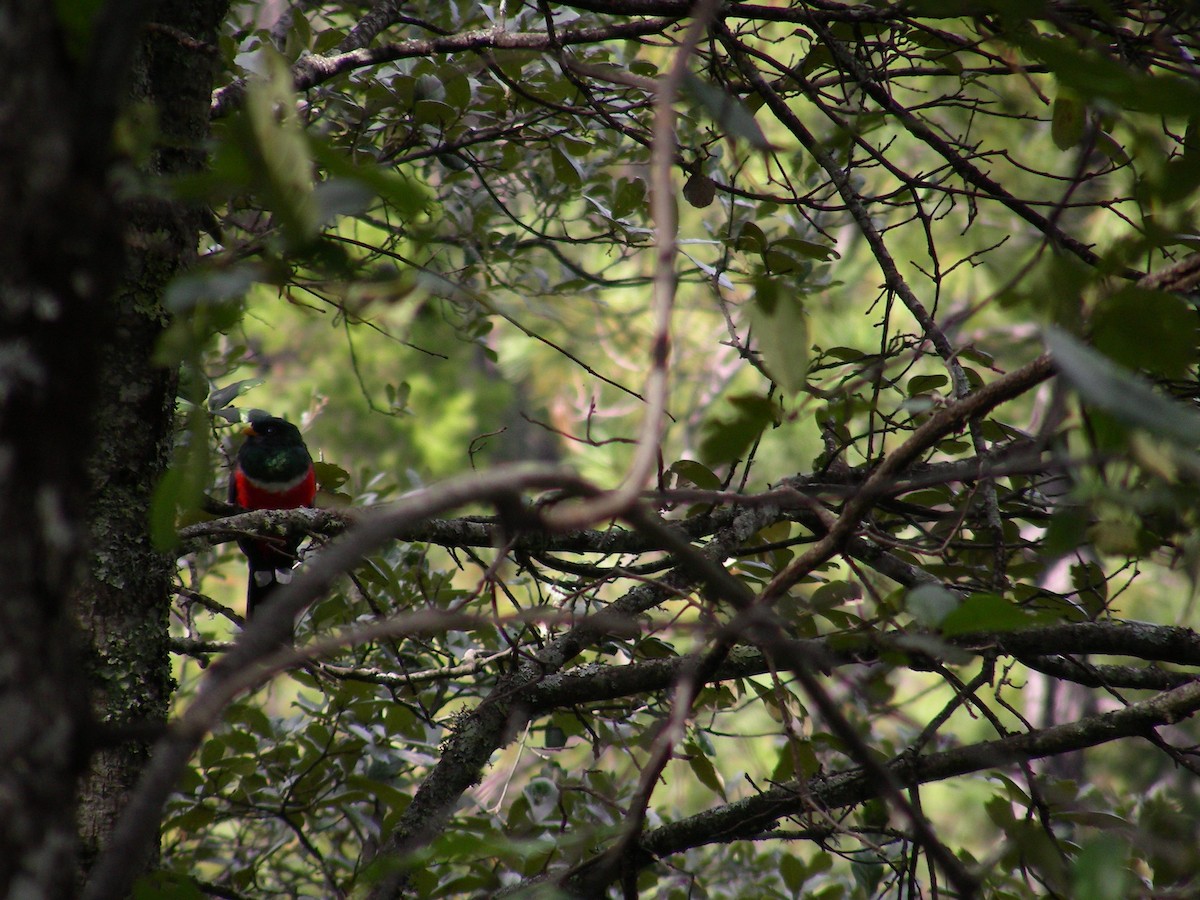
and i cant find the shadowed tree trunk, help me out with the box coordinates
[73,0,230,884]
[0,3,131,894]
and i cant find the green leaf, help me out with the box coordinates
[667,459,722,490]
[907,374,949,395]
[544,724,566,749]
[150,410,211,550]
[749,279,809,394]
[762,248,809,276]
[698,393,780,465]
[208,379,263,411]
[810,580,859,610]
[1071,560,1108,615]
[550,146,582,187]
[241,49,317,248]
[780,854,808,893]
[312,178,376,226]
[441,71,472,110]
[1027,34,1200,116]
[310,141,427,217]
[1044,505,1089,556]
[985,793,1017,829]
[148,467,185,551]
[825,346,866,362]
[684,742,726,799]
[1072,834,1132,900]
[165,265,259,312]
[611,177,646,219]
[54,0,104,60]
[940,593,1035,636]
[313,460,351,491]
[1051,91,1086,150]
[1012,819,1070,892]
[1046,326,1200,447]
[734,221,767,254]
[772,237,840,261]
[906,583,960,627]
[1091,286,1195,379]
[682,72,770,149]
[133,871,206,900]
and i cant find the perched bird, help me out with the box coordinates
[228,416,316,619]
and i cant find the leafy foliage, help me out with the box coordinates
[119,1,1200,898]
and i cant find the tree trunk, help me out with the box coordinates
[0,3,132,895]
[74,0,230,884]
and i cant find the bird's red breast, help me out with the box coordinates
[233,466,316,511]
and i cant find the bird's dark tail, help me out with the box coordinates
[245,566,295,643]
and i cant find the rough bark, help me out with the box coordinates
[73,0,230,883]
[0,3,131,895]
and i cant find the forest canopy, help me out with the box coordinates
[6,2,1200,899]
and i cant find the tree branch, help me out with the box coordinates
[84,465,598,900]
[211,17,680,117]
[549,678,1200,895]
[360,498,787,898]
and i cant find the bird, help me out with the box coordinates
[228,415,316,620]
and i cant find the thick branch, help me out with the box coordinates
[553,678,1200,894]
[524,622,1200,712]
[211,17,680,117]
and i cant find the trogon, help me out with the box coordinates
[228,416,316,619]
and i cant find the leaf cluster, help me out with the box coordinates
[135,2,1200,899]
